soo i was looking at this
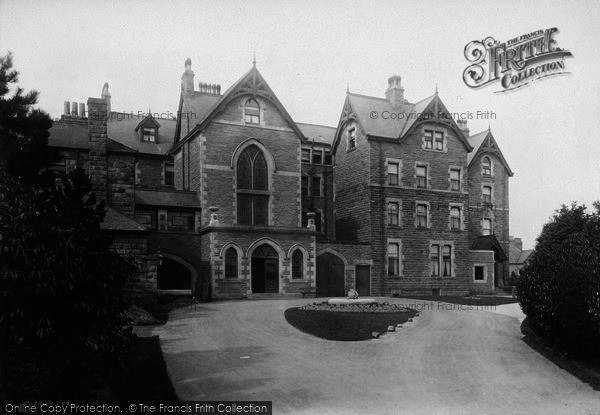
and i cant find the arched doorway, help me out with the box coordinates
[157,257,192,291]
[251,244,279,293]
[316,252,345,297]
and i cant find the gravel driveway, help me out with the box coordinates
[149,298,599,414]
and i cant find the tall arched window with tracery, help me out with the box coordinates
[237,144,269,225]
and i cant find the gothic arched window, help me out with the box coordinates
[482,156,492,176]
[244,98,260,124]
[225,247,238,278]
[292,250,303,279]
[237,145,269,225]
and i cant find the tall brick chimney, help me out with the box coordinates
[385,75,405,108]
[87,97,108,202]
[182,58,194,94]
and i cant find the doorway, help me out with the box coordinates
[355,265,371,296]
[316,252,345,297]
[251,244,279,293]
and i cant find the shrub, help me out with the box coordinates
[516,203,600,357]
[0,170,135,398]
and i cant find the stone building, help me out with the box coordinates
[47,60,513,301]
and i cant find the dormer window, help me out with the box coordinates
[143,127,156,142]
[244,98,260,124]
[136,115,161,143]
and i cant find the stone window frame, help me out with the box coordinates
[243,97,261,125]
[288,244,310,280]
[481,208,495,236]
[448,203,465,231]
[347,126,357,151]
[301,147,311,163]
[386,238,403,278]
[163,161,175,186]
[385,197,402,227]
[301,175,309,196]
[482,183,494,205]
[473,264,488,283]
[232,140,275,226]
[414,200,431,229]
[482,155,494,177]
[311,175,323,197]
[429,240,456,278]
[385,158,402,186]
[220,243,244,280]
[448,165,463,192]
[421,127,448,153]
[414,161,430,189]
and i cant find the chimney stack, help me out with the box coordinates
[71,102,78,117]
[457,119,470,137]
[64,101,70,116]
[385,75,405,108]
[101,82,111,113]
[182,58,195,94]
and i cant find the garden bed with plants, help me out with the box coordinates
[285,301,418,341]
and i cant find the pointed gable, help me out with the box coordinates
[171,65,306,153]
[468,130,513,176]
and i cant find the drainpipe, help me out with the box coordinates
[379,141,386,296]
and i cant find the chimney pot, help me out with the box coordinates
[385,75,405,108]
[71,102,78,117]
[64,101,70,116]
[79,103,86,118]
[182,59,195,94]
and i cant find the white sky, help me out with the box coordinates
[2,0,599,249]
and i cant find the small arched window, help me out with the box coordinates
[292,250,303,279]
[225,247,238,278]
[482,157,491,176]
[482,209,494,236]
[244,98,260,125]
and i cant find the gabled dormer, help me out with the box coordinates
[135,114,161,143]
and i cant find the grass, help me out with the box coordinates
[285,306,418,341]
[399,295,519,306]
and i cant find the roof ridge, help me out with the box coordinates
[296,121,336,129]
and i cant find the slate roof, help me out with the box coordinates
[518,249,534,264]
[346,93,416,139]
[107,113,177,155]
[135,189,201,208]
[467,130,489,165]
[296,122,336,146]
[48,121,88,148]
[101,207,148,232]
[178,91,221,138]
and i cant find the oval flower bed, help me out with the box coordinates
[284,301,418,341]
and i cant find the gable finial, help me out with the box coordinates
[253,52,256,68]
[435,83,438,95]
[488,121,491,131]
[346,83,350,94]
[148,108,152,117]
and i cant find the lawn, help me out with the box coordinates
[285,302,418,341]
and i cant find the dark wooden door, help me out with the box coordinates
[251,244,279,293]
[316,253,345,297]
[355,265,370,296]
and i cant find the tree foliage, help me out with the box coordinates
[0,170,135,397]
[0,52,54,185]
[516,202,600,357]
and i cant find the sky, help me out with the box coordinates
[1,0,599,249]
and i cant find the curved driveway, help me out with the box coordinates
[150,298,599,414]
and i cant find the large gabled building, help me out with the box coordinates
[47,60,513,302]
